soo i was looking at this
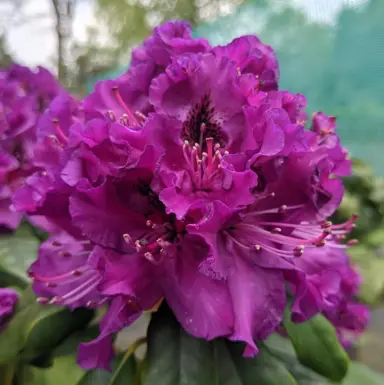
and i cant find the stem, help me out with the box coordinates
[108,337,147,385]
[135,356,148,385]
[4,362,16,385]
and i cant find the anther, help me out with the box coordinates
[50,296,62,304]
[48,134,59,143]
[59,251,71,257]
[36,297,49,305]
[119,114,129,126]
[86,300,98,308]
[321,221,332,228]
[107,110,116,121]
[315,240,326,247]
[123,233,132,244]
[255,245,262,252]
[135,111,147,123]
[156,238,166,247]
[294,245,305,257]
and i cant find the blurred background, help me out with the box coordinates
[0,0,383,373]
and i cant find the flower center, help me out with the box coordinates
[181,93,227,152]
[123,215,185,264]
[182,137,229,192]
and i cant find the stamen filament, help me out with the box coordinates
[52,118,68,144]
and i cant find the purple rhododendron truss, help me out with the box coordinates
[15,21,367,370]
[0,64,62,229]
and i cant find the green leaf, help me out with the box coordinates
[283,313,349,382]
[265,334,329,385]
[0,287,93,364]
[13,365,48,385]
[227,343,297,385]
[143,304,297,385]
[341,362,384,385]
[12,354,84,385]
[38,355,85,385]
[51,326,100,358]
[0,225,39,288]
[22,326,105,385]
[29,353,54,368]
[78,355,137,385]
[78,370,112,385]
[13,325,136,385]
[42,326,137,385]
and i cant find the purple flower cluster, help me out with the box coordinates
[0,288,18,329]
[12,21,368,370]
[0,64,62,230]
[294,244,368,347]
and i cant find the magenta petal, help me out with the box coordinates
[227,256,286,356]
[0,152,19,182]
[70,179,146,252]
[77,334,114,372]
[149,53,246,148]
[132,20,210,68]
[187,201,235,279]
[0,199,22,229]
[163,235,234,341]
[159,162,258,219]
[38,92,83,140]
[31,233,102,309]
[213,35,279,91]
[98,250,163,310]
[0,288,18,328]
[78,296,141,371]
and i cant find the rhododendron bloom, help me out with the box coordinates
[15,20,364,371]
[0,64,61,229]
